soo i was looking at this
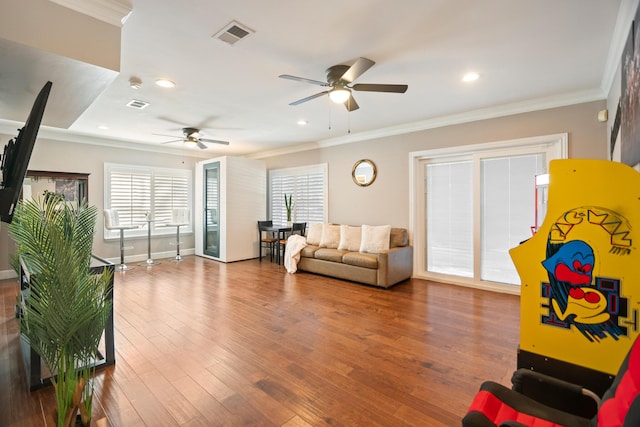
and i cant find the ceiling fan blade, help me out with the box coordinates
[279,74,329,87]
[160,139,183,144]
[344,95,360,112]
[352,83,408,93]
[199,138,230,145]
[289,91,329,106]
[196,140,208,150]
[153,132,181,138]
[157,116,188,127]
[340,57,375,83]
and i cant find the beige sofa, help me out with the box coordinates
[296,224,413,288]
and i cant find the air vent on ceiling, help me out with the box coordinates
[213,20,254,46]
[126,99,150,109]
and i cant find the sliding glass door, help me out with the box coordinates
[413,134,567,291]
[479,154,544,284]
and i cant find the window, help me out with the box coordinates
[104,163,192,239]
[411,134,567,292]
[268,164,327,225]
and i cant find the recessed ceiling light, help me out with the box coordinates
[155,79,175,88]
[297,120,308,125]
[462,72,480,83]
[97,125,109,130]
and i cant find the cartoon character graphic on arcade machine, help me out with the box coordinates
[542,241,610,324]
[541,237,625,341]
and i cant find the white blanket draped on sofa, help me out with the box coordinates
[284,234,307,273]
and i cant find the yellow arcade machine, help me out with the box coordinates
[510,158,640,397]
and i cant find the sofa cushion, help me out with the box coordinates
[359,224,391,253]
[338,225,362,252]
[319,223,341,248]
[343,252,378,269]
[314,248,348,262]
[306,223,323,246]
[390,227,409,248]
[300,245,319,258]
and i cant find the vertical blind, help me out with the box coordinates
[104,163,192,239]
[269,164,327,225]
[426,161,473,277]
[480,154,543,284]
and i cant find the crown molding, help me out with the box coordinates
[601,0,639,94]
[248,141,324,160]
[48,0,132,27]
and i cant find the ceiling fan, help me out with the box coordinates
[154,127,230,150]
[279,57,408,112]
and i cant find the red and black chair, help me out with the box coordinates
[462,335,640,427]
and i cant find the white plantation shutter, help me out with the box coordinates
[105,163,192,239]
[153,173,190,227]
[108,168,151,224]
[271,174,294,224]
[298,172,325,223]
[269,164,327,225]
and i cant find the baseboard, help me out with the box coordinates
[0,269,18,280]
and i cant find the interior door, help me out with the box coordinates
[203,161,220,257]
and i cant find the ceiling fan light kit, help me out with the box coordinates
[329,87,351,104]
[279,57,408,112]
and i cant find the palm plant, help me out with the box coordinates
[8,197,113,427]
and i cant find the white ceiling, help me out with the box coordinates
[0,0,632,158]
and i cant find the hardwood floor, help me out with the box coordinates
[0,256,520,426]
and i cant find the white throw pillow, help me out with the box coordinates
[338,225,362,252]
[320,224,341,248]
[359,224,391,253]
[305,223,323,246]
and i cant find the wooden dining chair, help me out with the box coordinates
[258,220,277,262]
[278,222,306,264]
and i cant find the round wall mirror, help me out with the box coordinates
[352,159,377,187]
